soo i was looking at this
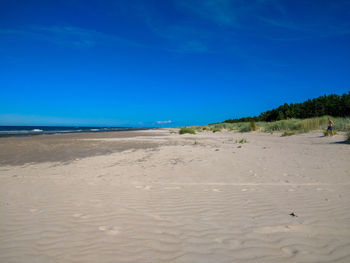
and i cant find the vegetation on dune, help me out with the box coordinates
[224,92,350,123]
[250,121,257,131]
[212,127,222,133]
[282,131,296,136]
[204,116,350,134]
[179,127,196,135]
[236,138,248,143]
[323,130,337,136]
[183,93,350,142]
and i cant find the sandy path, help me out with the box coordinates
[0,130,349,262]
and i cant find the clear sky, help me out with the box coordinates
[1,0,349,127]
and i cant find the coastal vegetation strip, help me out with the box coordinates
[179,116,350,137]
[178,93,350,137]
[212,116,349,134]
[223,92,350,123]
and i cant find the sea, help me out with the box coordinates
[0,126,150,137]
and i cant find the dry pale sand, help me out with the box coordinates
[0,129,350,263]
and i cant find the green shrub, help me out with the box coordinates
[250,121,257,131]
[297,117,326,132]
[347,130,350,142]
[179,127,195,135]
[194,126,203,132]
[264,119,299,132]
[282,131,296,137]
[238,123,250,132]
[235,138,248,144]
[323,129,337,136]
[212,127,222,133]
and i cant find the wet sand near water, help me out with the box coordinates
[0,130,162,165]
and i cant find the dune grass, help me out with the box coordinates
[202,116,350,134]
[212,127,222,133]
[282,131,296,136]
[235,138,248,143]
[323,130,337,136]
[250,121,257,131]
[179,127,195,135]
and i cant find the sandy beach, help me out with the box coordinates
[0,129,350,263]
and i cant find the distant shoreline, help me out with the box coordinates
[0,126,155,138]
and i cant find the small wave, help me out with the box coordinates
[90,129,99,131]
[32,129,43,132]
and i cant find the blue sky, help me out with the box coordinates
[0,0,349,127]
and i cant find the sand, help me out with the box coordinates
[0,129,350,263]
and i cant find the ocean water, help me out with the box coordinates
[0,126,149,137]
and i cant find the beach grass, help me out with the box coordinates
[282,131,296,136]
[203,116,350,134]
[236,138,248,143]
[323,130,337,136]
[212,127,222,133]
[250,121,257,131]
[179,127,196,135]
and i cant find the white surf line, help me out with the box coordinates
[152,182,350,186]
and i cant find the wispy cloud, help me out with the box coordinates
[148,0,350,45]
[0,25,152,50]
[156,120,172,124]
[0,24,212,54]
[256,16,350,39]
[144,21,211,53]
[178,0,237,27]
[1,1,349,56]
[141,0,285,53]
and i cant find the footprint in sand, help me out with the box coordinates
[72,213,83,218]
[229,239,241,249]
[98,225,120,235]
[150,214,164,220]
[72,213,91,219]
[214,238,224,243]
[30,208,39,213]
[241,188,248,192]
[212,188,221,192]
[281,247,298,256]
[135,185,152,190]
[164,186,182,190]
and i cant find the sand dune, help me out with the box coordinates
[1,129,350,262]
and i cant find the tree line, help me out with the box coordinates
[224,92,350,123]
